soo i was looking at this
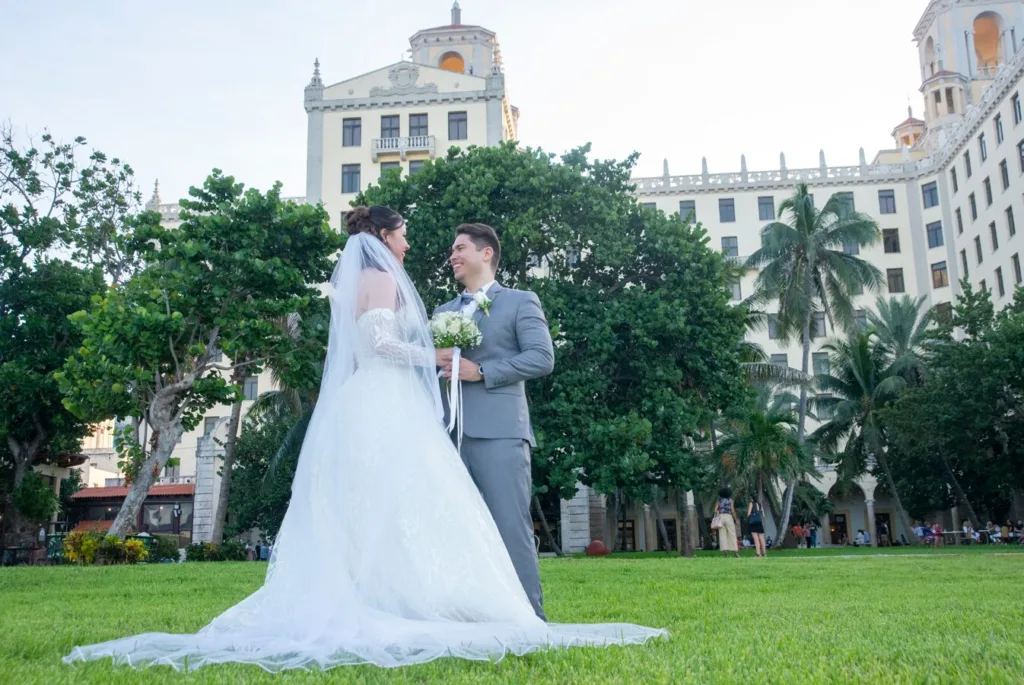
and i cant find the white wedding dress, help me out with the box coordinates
[63,234,667,672]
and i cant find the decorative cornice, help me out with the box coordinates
[305,85,503,113]
[913,0,949,43]
[369,64,438,97]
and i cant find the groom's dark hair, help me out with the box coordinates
[456,223,501,270]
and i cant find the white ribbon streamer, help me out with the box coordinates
[443,347,465,452]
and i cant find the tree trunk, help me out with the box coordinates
[108,406,188,539]
[776,320,812,547]
[532,495,564,557]
[616,489,627,552]
[938,453,981,530]
[709,419,722,487]
[874,444,920,545]
[692,490,711,550]
[676,490,695,558]
[6,423,48,545]
[211,367,249,545]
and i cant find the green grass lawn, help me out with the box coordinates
[2,548,1022,684]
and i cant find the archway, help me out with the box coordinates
[974,12,1005,72]
[827,481,868,546]
[438,51,465,73]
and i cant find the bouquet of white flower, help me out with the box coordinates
[430,311,483,350]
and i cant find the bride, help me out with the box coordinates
[64,205,667,672]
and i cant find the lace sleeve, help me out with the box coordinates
[359,309,433,367]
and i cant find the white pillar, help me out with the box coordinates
[560,481,592,554]
[820,513,831,547]
[191,436,223,544]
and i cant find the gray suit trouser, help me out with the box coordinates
[459,436,546,621]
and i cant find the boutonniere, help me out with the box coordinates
[474,291,492,316]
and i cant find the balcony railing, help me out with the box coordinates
[372,135,436,161]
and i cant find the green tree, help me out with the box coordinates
[811,331,920,544]
[1,127,141,544]
[58,172,340,538]
[746,183,883,544]
[868,295,936,386]
[12,471,59,524]
[710,383,815,533]
[358,142,746,537]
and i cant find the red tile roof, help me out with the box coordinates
[72,520,114,533]
[72,483,194,500]
[894,117,925,128]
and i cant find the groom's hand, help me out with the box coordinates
[435,348,454,368]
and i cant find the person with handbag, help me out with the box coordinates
[747,499,767,558]
[712,487,741,558]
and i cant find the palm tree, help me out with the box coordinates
[868,295,936,386]
[711,383,816,535]
[745,184,883,543]
[810,331,921,544]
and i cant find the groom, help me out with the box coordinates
[435,223,554,621]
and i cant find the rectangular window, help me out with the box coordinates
[719,198,736,222]
[380,115,400,139]
[981,279,988,292]
[379,162,401,178]
[811,311,826,339]
[878,189,897,214]
[448,111,468,140]
[970,193,978,219]
[679,200,696,224]
[921,181,939,209]
[1018,140,1024,172]
[946,87,956,115]
[996,267,1006,297]
[243,376,259,401]
[935,302,953,323]
[1008,206,1017,236]
[1001,159,1011,190]
[1015,93,1023,124]
[342,118,362,147]
[341,164,360,194]
[951,168,959,193]
[975,235,984,264]
[730,280,742,301]
[990,221,1000,251]
[770,354,789,367]
[409,113,428,137]
[855,309,868,330]
[837,192,855,219]
[926,221,944,248]
[965,151,973,177]
[843,240,860,255]
[768,315,780,340]
[956,208,964,234]
[984,177,994,206]
[812,352,829,378]
[816,394,835,421]
[887,268,906,293]
[204,417,220,436]
[961,249,970,277]
[882,228,901,253]
[721,236,739,258]
[931,261,950,288]
[996,114,1005,144]
[980,133,988,161]
[641,202,657,211]
[408,160,425,175]
[758,196,775,221]
[1012,253,1022,284]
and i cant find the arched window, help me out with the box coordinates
[438,51,465,73]
[925,36,936,77]
[974,12,1005,73]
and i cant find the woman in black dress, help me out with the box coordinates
[747,500,767,558]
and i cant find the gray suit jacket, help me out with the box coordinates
[434,284,554,445]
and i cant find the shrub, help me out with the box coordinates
[152,535,180,562]
[203,542,223,562]
[98,535,125,564]
[13,472,60,522]
[124,539,148,564]
[220,539,247,562]
[185,543,207,562]
[64,530,103,565]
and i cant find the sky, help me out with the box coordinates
[0,0,929,204]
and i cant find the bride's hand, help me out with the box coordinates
[435,348,454,367]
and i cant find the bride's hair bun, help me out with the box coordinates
[346,205,404,239]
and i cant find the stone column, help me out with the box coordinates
[820,513,831,548]
[865,499,878,548]
[559,482,591,553]
[191,435,223,544]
